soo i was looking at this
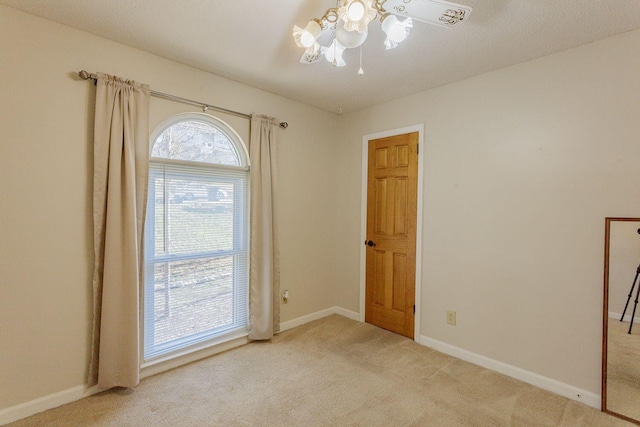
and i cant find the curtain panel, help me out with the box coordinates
[248,115,281,340]
[89,73,150,389]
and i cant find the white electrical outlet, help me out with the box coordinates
[447,310,456,325]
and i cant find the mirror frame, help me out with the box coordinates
[602,217,640,425]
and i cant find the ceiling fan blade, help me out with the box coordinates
[384,0,472,28]
[300,50,323,65]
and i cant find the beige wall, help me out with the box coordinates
[335,28,640,395]
[0,6,340,409]
[4,1,640,414]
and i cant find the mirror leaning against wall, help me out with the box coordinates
[602,217,640,425]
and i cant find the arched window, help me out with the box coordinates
[143,113,249,362]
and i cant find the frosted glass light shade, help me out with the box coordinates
[347,1,365,21]
[292,20,322,49]
[338,0,377,33]
[322,39,346,67]
[381,15,412,49]
[335,22,368,48]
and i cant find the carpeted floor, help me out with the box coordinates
[7,315,634,426]
[607,317,640,422]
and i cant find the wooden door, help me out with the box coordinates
[365,132,418,339]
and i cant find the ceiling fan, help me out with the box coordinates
[293,0,472,72]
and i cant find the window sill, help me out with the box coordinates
[140,331,249,379]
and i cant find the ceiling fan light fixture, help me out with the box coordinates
[292,0,469,72]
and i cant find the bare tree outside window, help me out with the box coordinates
[151,120,240,166]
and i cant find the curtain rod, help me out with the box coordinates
[78,70,288,129]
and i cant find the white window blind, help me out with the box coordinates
[143,116,249,362]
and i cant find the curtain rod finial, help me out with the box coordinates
[280,122,288,129]
[78,70,90,80]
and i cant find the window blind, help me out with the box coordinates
[143,161,249,361]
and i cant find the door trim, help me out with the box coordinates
[359,124,424,341]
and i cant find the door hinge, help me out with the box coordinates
[416,144,419,154]
[413,305,416,314]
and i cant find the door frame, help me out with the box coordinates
[359,124,424,342]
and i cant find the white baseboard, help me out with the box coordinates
[0,384,100,426]
[419,335,600,409]
[608,311,640,325]
[279,306,359,332]
[6,308,597,425]
[334,306,360,321]
[279,307,338,332]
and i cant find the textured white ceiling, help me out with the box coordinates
[2,0,640,113]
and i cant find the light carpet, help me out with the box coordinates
[607,317,640,422]
[7,315,633,426]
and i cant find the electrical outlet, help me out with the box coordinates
[282,290,289,304]
[447,310,456,325]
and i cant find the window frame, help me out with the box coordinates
[141,112,250,366]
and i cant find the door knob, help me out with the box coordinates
[365,240,376,247]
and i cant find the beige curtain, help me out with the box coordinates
[89,73,150,389]
[248,115,280,340]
